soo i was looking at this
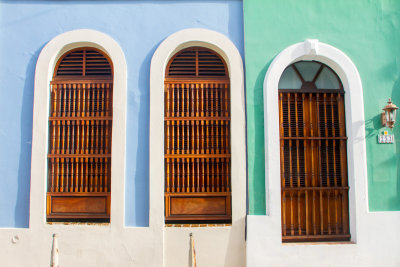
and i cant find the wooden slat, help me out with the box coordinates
[60,158,65,192]
[182,158,186,192]
[167,47,226,78]
[104,158,109,192]
[50,158,55,192]
[171,158,175,192]
[65,158,70,192]
[95,158,99,192]
[99,158,103,193]
[186,158,190,192]
[191,158,195,192]
[67,84,72,117]
[55,48,111,78]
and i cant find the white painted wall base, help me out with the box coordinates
[1,223,247,267]
[165,223,246,267]
[246,214,400,267]
[0,227,163,267]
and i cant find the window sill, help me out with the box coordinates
[165,223,231,228]
[282,241,355,246]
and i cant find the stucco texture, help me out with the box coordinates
[244,0,400,213]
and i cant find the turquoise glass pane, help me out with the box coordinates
[294,61,321,81]
[315,67,340,89]
[278,66,302,89]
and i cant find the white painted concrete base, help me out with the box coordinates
[165,222,246,267]
[246,214,400,267]
[0,227,163,267]
[1,223,246,267]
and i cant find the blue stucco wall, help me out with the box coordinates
[0,0,244,227]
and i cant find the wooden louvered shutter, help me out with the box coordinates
[279,61,350,242]
[164,47,231,223]
[47,48,113,222]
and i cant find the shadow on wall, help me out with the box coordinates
[132,42,162,227]
[223,218,246,267]
[364,114,381,139]
[227,0,247,214]
[248,59,273,215]
[228,0,244,60]
[15,46,43,227]
[391,77,400,208]
[126,40,161,227]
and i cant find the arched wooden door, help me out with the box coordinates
[164,47,231,223]
[46,48,113,222]
[279,61,350,242]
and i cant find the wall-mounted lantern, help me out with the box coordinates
[381,98,398,129]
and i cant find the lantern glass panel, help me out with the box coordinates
[392,109,396,122]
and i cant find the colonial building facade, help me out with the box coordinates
[0,1,399,266]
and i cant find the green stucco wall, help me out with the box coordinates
[244,0,400,214]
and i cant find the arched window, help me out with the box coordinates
[278,61,349,242]
[164,47,231,223]
[46,48,113,222]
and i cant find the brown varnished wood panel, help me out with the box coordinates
[165,193,231,221]
[47,192,110,218]
[169,196,227,216]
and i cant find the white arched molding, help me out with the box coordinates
[149,28,246,228]
[263,39,367,242]
[30,29,127,229]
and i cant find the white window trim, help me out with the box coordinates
[149,28,246,228]
[30,29,127,230]
[263,39,368,242]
